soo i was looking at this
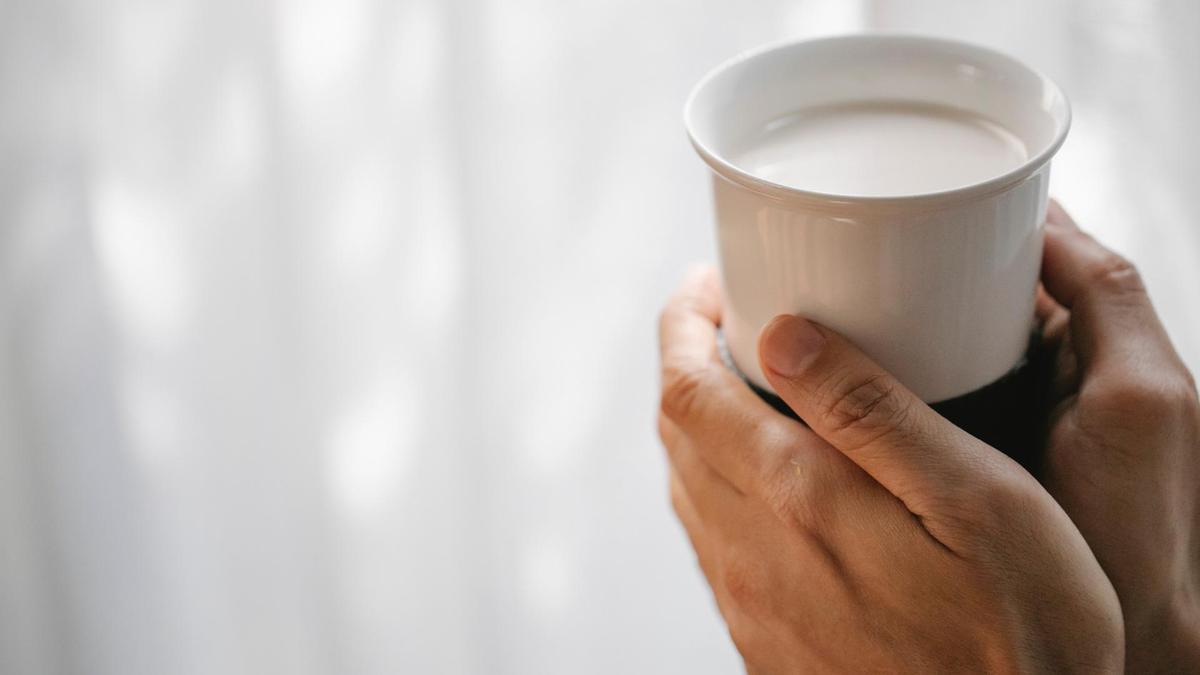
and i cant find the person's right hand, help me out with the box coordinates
[658,267,1125,673]
[1035,201,1200,672]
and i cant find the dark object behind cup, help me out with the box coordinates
[718,330,1045,471]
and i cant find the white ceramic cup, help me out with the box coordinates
[684,35,1070,403]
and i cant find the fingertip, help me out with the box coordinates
[1034,284,1063,323]
[1046,198,1077,229]
[683,262,709,284]
[682,263,720,292]
[659,270,724,384]
[758,314,826,380]
[1040,216,1091,307]
[669,264,722,323]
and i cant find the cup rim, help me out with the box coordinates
[683,33,1072,208]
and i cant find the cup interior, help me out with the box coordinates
[685,35,1070,200]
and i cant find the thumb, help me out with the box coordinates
[757,314,1012,515]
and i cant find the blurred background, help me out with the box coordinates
[2,0,1198,673]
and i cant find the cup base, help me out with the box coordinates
[718,330,1045,471]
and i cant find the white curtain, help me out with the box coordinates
[2,1,1198,673]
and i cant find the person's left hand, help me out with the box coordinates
[658,267,1123,673]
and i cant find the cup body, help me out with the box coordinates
[685,35,1070,402]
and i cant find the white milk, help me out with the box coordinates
[732,102,1028,197]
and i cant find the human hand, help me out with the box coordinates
[658,267,1123,673]
[1034,202,1200,673]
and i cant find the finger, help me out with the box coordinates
[1035,284,1070,352]
[1046,197,1075,229]
[757,314,1011,517]
[659,267,833,499]
[1031,282,1081,399]
[670,474,767,670]
[1035,284,1064,328]
[659,265,723,379]
[1049,332,1082,403]
[1034,285,1056,323]
[669,471,721,587]
[1041,203,1182,375]
[659,412,744,523]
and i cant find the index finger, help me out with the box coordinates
[658,265,724,378]
[1040,201,1182,376]
[657,266,839,502]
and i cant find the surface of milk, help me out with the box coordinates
[732,101,1028,197]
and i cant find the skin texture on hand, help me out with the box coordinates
[657,266,1124,673]
[1035,202,1200,673]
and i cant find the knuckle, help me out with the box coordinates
[1094,377,1159,411]
[820,373,909,439]
[721,557,767,614]
[762,469,806,527]
[1163,375,1200,415]
[1087,253,1145,298]
[1085,373,1192,418]
[660,366,708,424]
[972,475,1033,522]
[1183,371,1200,414]
[943,474,1038,548]
[1162,376,1200,424]
[762,452,827,531]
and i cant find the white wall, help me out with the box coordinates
[1,1,1196,673]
